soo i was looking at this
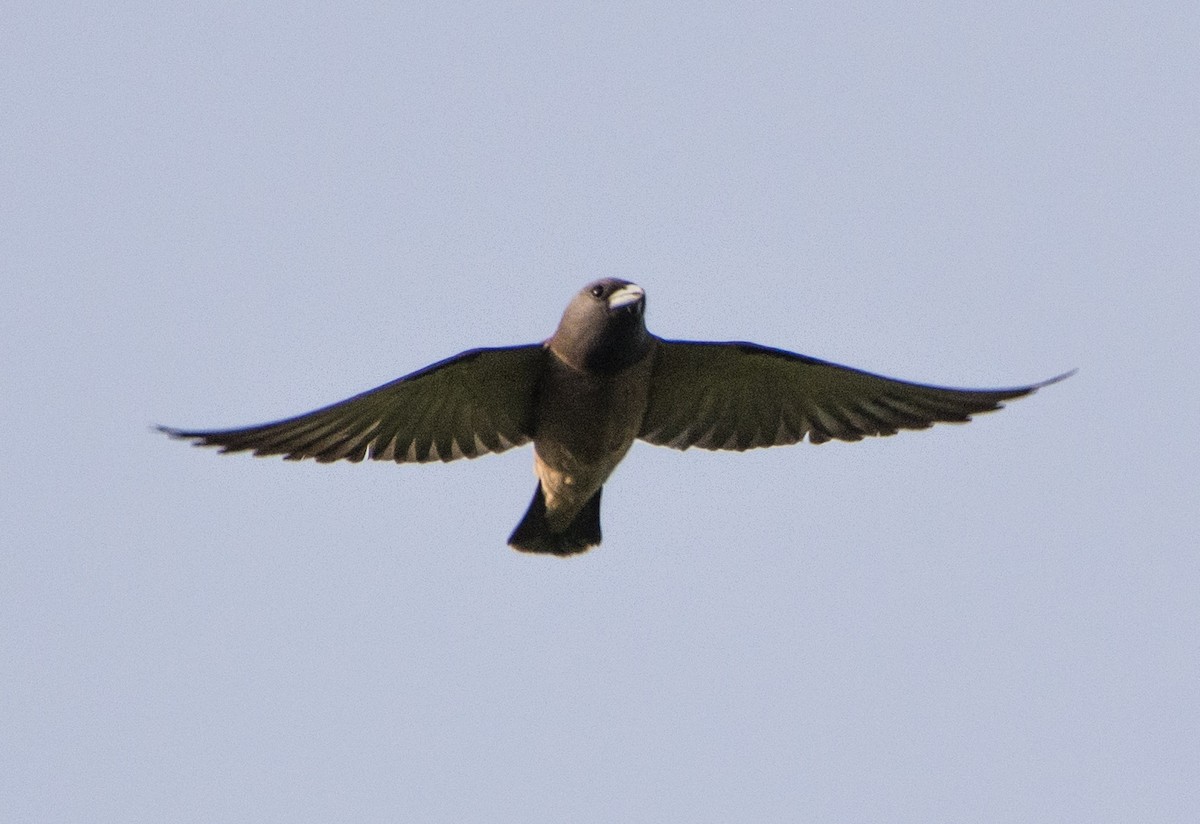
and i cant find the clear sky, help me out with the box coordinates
[3,3,1197,822]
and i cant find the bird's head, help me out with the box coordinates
[550,279,651,372]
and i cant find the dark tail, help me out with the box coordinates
[508,485,602,556]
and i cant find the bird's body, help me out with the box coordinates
[161,279,1071,555]
[513,281,656,551]
[531,347,654,527]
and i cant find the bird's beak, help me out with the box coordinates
[607,284,644,313]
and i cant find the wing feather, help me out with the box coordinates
[639,340,1070,451]
[160,345,546,464]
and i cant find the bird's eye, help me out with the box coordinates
[590,284,605,298]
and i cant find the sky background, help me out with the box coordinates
[3,2,1198,822]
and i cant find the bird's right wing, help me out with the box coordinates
[639,340,1071,450]
[160,345,546,463]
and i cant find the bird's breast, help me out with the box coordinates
[529,349,656,519]
[533,351,654,463]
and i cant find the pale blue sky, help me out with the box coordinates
[3,2,1197,822]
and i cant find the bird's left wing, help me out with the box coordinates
[160,345,546,463]
[639,340,1070,450]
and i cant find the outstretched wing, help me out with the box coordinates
[160,345,546,463]
[639,340,1070,450]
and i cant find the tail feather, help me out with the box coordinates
[508,485,602,555]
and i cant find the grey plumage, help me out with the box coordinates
[160,278,1072,554]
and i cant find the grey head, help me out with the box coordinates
[549,278,651,372]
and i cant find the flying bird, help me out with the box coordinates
[161,279,1071,555]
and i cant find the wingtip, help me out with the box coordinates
[1034,369,1077,390]
[156,424,212,446]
